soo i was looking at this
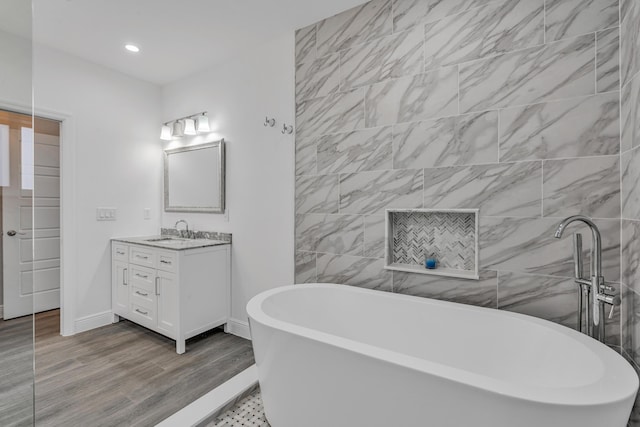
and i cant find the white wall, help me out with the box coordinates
[161,32,295,327]
[32,41,163,330]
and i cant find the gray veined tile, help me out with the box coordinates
[295,24,316,65]
[621,285,640,366]
[364,215,386,258]
[365,66,458,127]
[392,0,490,32]
[393,270,498,307]
[422,161,542,217]
[340,169,423,214]
[340,28,423,91]
[459,34,596,113]
[317,127,392,175]
[622,147,640,220]
[497,271,579,328]
[295,53,340,103]
[622,220,640,292]
[316,0,392,57]
[295,251,317,283]
[295,175,340,214]
[545,0,619,42]
[316,253,392,291]
[620,0,640,87]
[393,111,498,169]
[596,27,620,93]
[499,92,620,161]
[543,156,621,218]
[296,136,316,176]
[296,89,364,139]
[479,217,620,281]
[621,0,632,25]
[295,214,364,256]
[423,0,544,71]
[622,71,640,152]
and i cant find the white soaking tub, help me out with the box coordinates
[247,283,638,427]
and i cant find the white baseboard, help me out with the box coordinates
[156,365,258,427]
[0,305,3,319]
[225,318,251,340]
[74,310,113,334]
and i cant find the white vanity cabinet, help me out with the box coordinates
[111,240,230,354]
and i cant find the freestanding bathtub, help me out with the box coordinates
[247,283,638,427]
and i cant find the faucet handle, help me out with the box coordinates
[573,233,584,279]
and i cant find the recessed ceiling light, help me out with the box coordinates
[125,44,140,53]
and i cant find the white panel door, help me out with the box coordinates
[156,271,178,336]
[3,128,60,319]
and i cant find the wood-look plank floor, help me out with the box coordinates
[0,314,35,427]
[2,310,255,427]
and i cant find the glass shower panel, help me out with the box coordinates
[0,1,35,426]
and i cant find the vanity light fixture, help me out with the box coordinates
[160,124,172,141]
[183,118,197,135]
[172,120,184,138]
[196,113,210,133]
[160,111,211,140]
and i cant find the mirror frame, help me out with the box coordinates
[163,140,225,213]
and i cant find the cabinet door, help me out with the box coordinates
[112,260,129,315]
[156,271,178,336]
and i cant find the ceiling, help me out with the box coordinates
[0,0,367,85]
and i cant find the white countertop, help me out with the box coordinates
[112,235,230,251]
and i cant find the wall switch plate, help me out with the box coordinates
[96,207,117,221]
[143,208,151,220]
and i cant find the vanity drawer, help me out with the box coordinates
[157,251,177,273]
[130,246,156,268]
[112,243,129,261]
[129,265,156,291]
[131,286,155,305]
[130,302,155,329]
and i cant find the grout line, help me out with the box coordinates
[595,31,599,94]
[541,160,545,217]
[497,110,501,162]
[543,0,546,45]
[457,64,461,115]
[296,154,622,179]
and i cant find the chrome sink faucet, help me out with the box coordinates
[175,219,190,238]
[554,215,620,343]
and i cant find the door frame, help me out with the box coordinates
[0,98,76,336]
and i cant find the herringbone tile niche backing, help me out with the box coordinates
[385,209,479,280]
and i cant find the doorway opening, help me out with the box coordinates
[1,109,61,332]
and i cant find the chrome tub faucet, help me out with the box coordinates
[554,215,620,343]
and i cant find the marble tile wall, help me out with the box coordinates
[620,0,640,423]
[295,0,622,347]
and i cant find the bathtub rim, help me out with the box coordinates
[247,283,638,408]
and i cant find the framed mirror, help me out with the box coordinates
[164,140,225,213]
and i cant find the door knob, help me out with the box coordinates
[7,230,26,236]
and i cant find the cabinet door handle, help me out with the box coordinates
[136,255,149,260]
[155,277,160,296]
[135,290,148,297]
[116,250,125,255]
[135,308,148,316]
[123,268,128,286]
[135,273,148,279]
[160,260,171,264]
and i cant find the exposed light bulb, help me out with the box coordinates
[125,44,140,53]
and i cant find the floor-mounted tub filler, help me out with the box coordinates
[247,284,638,427]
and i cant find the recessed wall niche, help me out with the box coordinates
[384,209,479,280]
